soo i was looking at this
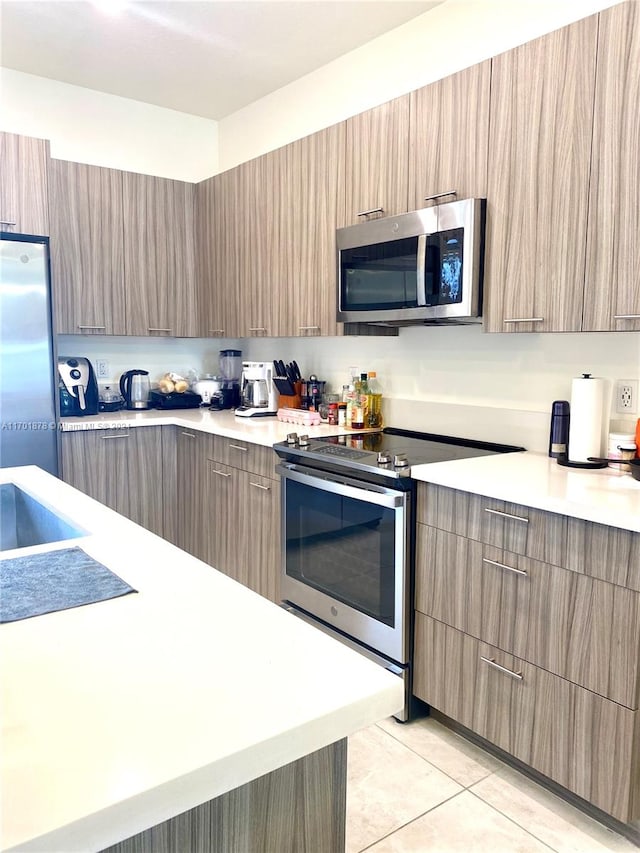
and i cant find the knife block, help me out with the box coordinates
[278,381,302,409]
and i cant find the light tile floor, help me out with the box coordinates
[347,715,638,852]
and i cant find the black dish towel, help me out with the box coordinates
[0,547,137,623]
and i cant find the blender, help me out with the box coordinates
[235,361,278,417]
[210,349,242,410]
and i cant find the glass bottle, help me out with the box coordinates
[366,371,383,428]
[351,374,367,430]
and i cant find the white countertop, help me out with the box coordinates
[1,466,403,853]
[59,408,349,446]
[412,451,640,533]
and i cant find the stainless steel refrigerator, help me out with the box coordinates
[0,233,59,476]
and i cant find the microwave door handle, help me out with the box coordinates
[416,234,427,306]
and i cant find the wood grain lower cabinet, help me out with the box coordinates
[60,427,165,536]
[49,159,126,335]
[122,171,197,337]
[414,613,640,823]
[175,428,211,561]
[484,16,598,333]
[583,0,640,331]
[0,131,49,235]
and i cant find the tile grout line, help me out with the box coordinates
[465,787,561,853]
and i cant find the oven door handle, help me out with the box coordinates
[276,462,406,509]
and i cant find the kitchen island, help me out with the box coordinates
[0,466,403,853]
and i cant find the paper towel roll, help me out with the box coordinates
[568,375,605,462]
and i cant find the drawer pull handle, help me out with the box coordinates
[356,206,384,217]
[248,327,267,333]
[148,327,172,333]
[208,329,225,334]
[211,468,231,478]
[503,317,544,324]
[77,325,106,330]
[250,481,271,491]
[482,557,527,577]
[228,444,247,452]
[0,219,17,226]
[100,432,130,440]
[299,325,321,331]
[480,656,523,681]
[484,507,529,523]
[180,431,195,438]
[614,314,640,320]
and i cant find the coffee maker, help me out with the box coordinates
[58,357,99,416]
[235,361,278,417]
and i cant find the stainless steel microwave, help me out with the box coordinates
[336,197,486,325]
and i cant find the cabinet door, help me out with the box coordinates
[196,169,242,338]
[176,428,209,561]
[340,95,410,227]
[484,18,598,332]
[238,471,281,603]
[583,1,640,331]
[278,124,346,337]
[408,62,491,209]
[123,172,197,337]
[0,132,49,235]
[206,461,242,579]
[49,160,126,335]
[60,427,163,535]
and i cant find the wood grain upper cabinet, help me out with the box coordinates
[196,169,242,338]
[339,95,410,227]
[583,1,640,331]
[408,62,491,209]
[0,132,50,235]
[122,172,197,337]
[484,17,598,333]
[277,124,346,337]
[49,159,126,335]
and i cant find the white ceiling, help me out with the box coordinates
[0,0,441,120]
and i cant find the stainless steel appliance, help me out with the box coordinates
[236,361,278,417]
[58,357,99,416]
[119,369,151,410]
[337,196,485,325]
[0,233,59,476]
[274,428,524,720]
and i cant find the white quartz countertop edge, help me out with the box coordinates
[1,467,403,853]
[411,451,640,533]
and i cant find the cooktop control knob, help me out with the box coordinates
[377,451,392,465]
[286,432,298,445]
[298,434,310,447]
[393,453,409,468]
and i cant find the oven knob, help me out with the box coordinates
[377,451,392,465]
[286,432,298,445]
[393,453,409,468]
[298,434,310,447]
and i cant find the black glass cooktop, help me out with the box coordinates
[274,427,524,484]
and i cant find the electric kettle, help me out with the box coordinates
[119,369,151,410]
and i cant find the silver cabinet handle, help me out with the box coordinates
[100,432,130,440]
[211,468,231,478]
[148,327,172,333]
[356,206,384,217]
[614,314,640,320]
[228,443,247,452]
[424,190,456,202]
[77,325,106,330]
[299,325,321,331]
[208,329,225,334]
[250,481,271,491]
[180,431,195,438]
[482,557,527,577]
[480,656,523,680]
[248,327,267,333]
[0,219,17,226]
[484,507,529,523]
[503,317,544,324]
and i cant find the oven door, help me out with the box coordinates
[277,462,411,665]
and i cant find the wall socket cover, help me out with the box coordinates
[615,380,638,414]
[96,359,109,379]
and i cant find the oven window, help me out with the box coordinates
[340,236,419,311]
[284,478,396,627]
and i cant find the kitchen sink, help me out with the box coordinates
[0,483,86,552]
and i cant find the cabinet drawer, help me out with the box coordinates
[417,483,640,590]
[416,525,640,708]
[210,436,276,477]
[414,613,640,822]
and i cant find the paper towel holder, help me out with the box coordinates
[556,453,608,469]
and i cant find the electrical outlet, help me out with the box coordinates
[96,359,109,379]
[615,380,638,414]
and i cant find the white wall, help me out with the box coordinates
[0,68,218,181]
[217,0,623,170]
